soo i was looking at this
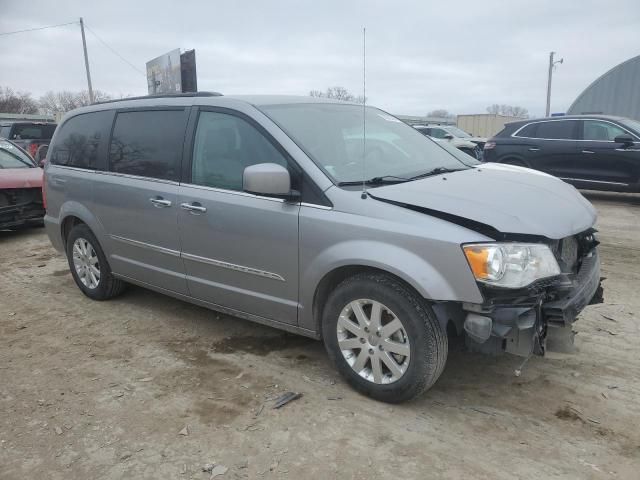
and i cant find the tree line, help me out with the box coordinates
[0,86,113,115]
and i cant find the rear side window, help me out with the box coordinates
[0,126,11,138]
[7,123,56,140]
[109,110,186,181]
[50,111,111,169]
[531,120,577,140]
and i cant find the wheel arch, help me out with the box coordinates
[58,201,105,249]
[301,240,477,336]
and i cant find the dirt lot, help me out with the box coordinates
[1,191,639,479]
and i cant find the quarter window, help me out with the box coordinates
[50,111,111,169]
[582,120,626,141]
[109,110,186,181]
[191,111,288,191]
[515,123,538,137]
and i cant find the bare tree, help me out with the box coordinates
[39,90,112,115]
[0,86,39,114]
[427,109,454,119]
[309,86,365,104]
[486,104,529,118]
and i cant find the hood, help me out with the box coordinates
[467,136,487,143]
[368,163,596,240]
[0,167,43,189]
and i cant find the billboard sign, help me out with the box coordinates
[146,49,182,95]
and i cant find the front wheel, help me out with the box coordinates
[322,273,448,403]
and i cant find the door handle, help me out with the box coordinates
[149,197,172,208]
[180,202,207,214]
[528,147,540,152]
[581,150,595,154]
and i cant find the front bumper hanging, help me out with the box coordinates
[463,249,603,357]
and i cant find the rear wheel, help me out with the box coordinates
[322,273,448,403]
[66,224,126,300]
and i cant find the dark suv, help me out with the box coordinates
[483,115,640,192]
[0,121,57,162]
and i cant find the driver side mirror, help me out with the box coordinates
[614,134,635,147]
[444,134,454,140]
[243,163,299,201]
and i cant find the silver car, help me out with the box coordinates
[43,93,603,402]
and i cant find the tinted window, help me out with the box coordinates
[50,111,111,169]
[582,120,626,141]
[532,120,576,140]
[191,111,288,191]
[0,126,11,138]
[8,123,56,140]
[110,110,186,181]
[515,123,538,137]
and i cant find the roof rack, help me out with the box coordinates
[94,91,223,105]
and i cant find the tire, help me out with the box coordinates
[66,224,126,300]
[322,273,448,403]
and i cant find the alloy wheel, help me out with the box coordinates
[336,299,411,384]
[72,237,101,290]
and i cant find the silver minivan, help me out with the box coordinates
[44,93,603,402]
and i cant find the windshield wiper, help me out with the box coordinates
[406,166,465,181]
[337,175,409,186]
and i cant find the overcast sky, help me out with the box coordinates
[1,0,639,117]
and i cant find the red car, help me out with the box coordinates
[0,139,45,230]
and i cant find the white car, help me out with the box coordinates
[414,125,486,160]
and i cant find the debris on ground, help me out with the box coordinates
[209,465,228,477]
[54,426,63,435]
[202,463,215,473]
[178,426,189,436]
[273,392,303,409]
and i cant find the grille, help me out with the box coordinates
[558,236,579,272]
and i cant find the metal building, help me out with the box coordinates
[568,54,640,120]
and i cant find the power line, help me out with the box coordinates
[0,21,78,37]
[83,23,146,76]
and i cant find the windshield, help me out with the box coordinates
[444,126,472,138]
[261,103,472,184]
[0,141,35,168]
[9,123,56,141]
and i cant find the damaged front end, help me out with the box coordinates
[0,188,45,229]
[460,230,603,357]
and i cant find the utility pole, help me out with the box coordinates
[79,17,94,103]
[545,51,563,117]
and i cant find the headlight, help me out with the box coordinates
[463,243,560,288]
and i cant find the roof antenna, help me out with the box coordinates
[361,27,368,200]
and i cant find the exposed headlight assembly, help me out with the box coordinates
[463,243,561,289]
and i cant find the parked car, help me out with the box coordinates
[0,121,57,162]
[414,124,487,159]
[483,115,640,193]
[0,139,45,229]
[44,94,603,402]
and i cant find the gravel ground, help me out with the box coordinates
[1,191,639,479]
